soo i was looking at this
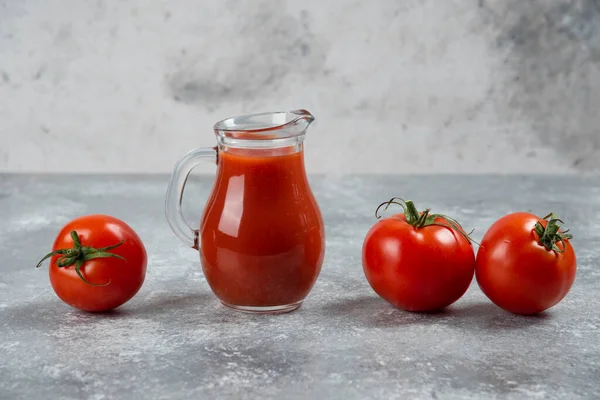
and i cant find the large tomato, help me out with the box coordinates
[476,212,576,315]
[362,198,475,312]
[37,215,147,312]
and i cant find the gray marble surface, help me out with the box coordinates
[3,1,600,175]
[1,174,599,400]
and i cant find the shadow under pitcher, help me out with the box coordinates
[165,110,326,314]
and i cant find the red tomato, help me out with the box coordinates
[475,212,576,315]
[37,215,147,312]
[362,199,475,312]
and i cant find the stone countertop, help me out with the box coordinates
[1,174,599,400]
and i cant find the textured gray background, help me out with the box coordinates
[1,0,600,174]
[1,174,599,399]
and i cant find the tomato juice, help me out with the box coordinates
[199,147,325,309]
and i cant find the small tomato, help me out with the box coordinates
[37,215,147,312]
[476,212,576,315]
[362,198,475,312]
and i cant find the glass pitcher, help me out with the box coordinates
[165,110,325,313]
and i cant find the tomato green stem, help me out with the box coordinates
[375,197,474,244]
[534,213,573,253]
[36,230,126,286]
[404,200,421,223]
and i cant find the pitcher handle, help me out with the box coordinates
[165,147,218,250]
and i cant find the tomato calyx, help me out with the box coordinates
[36,230,126,286]
[534,213,573,253]
[375,197,474,243]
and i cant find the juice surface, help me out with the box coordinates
[200,148,325,307]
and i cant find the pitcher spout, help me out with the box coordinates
[288,109,315,133]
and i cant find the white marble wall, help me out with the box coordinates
[1,0,599,174]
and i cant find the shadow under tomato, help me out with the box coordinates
[320,295,553,330]
[123,291,215,316]
[83,308,129,318]
[448,302,552,320]
[442,301,553,330]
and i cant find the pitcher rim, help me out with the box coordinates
[213,109,315,135]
